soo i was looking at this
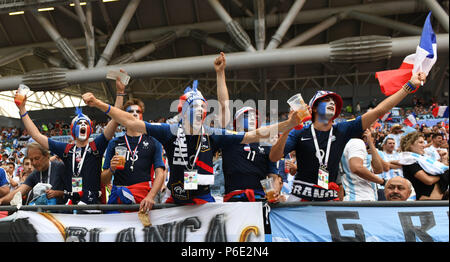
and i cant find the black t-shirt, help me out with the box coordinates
[402,163,434,199]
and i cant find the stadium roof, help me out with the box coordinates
[0,0,448,118]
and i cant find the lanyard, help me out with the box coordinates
[124,134,142,163]
[310,124,333,168]
[177,126,203,171]
[40,161,51,184]
[72,144,89,177]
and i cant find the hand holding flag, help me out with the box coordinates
[376,12,436,95]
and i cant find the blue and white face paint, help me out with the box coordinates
[72,119,91,141]
[316,97,336,124]
[126,105,143,120]
[70,108,92,141]
[235,110,257,132]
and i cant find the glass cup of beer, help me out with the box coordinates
[115,146,127,170]
[287,93,311,121]
[15,84,30,107]
[260,177,276,203]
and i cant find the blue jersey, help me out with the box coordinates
[221,143,278,194]
[284,116,363,185]
[145,122,244,203]
[103,134,165,186]
[48,134,109,203]
[0,168,7,187]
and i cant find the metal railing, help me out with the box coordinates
[0,201,447,213]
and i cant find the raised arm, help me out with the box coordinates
[269,130,291,162]
[364,129,384,174]
[242,110,300,145]
[102,71,127,140]
[82,92,147,134]
[361,72,426,130]
[214,52,231,128]
[16,96,49,149]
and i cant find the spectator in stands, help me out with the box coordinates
[341,129,386,201]
[20,156,34,185]
[214,52,280,203]
[82,82,302,205]
[384,176,413,201]
[5,161,18,189]
[355,102,361,116]
[1,153,8,165]
[102,97,166,212]
[395,132,449,200]
[424,133,446,161]
[270,71,427,202]
[0,166,9,199]
[376,137,404,200]
[0,142,68,205]
[16,75,125,206]
[386,124,404,152]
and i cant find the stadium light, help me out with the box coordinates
[70,2,87,6]
[9,11,24,15]
[38,7,55,12]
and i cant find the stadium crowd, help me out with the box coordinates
[0,53,448,218]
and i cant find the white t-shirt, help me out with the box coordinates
[377,150,403,181]
[424,145,442,161]
[386,133,403,151]
[341,139,378,201]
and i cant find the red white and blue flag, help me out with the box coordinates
[376,12,437,96]
[432,106,449,118]
[403,113,418,127]
[379,111,392,122]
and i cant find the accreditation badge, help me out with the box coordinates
[72,177,83,192]
[184,170,198,190]
[317,166,329,189]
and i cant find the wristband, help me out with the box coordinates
[20,111,28,118]
[117,93,126,96]
[402,81,417,94]
[381,178,386,186]
[105,104,111,114]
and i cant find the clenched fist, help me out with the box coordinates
[82,92,98,107]
[214,52,226,73]
[410,71,427,87]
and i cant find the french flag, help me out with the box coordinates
[432,106,449,118]
[403,113,418,127]
[376,12,437,96]
[379,112,392,122]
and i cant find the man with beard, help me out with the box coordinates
[214,52,279,202]
[102,98,166,212]
[270,71,427,202]
[82,81,302,205]
[16,77,125,205]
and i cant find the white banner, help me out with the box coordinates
[0,202,264,242]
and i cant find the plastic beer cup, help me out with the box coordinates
[260,177,276,202]
[287,93,311,120]
[15,84,30,107]
[115,146,127,170]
